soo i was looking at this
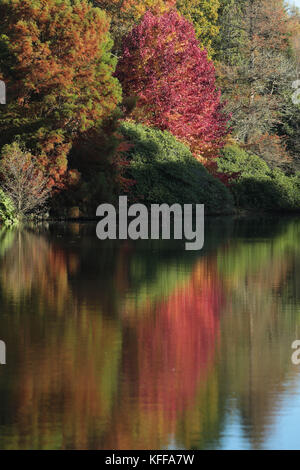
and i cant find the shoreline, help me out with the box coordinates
[1,209,300,228]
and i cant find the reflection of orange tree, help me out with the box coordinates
[5,311,122,450]
[0,229,76,312]
[102,257,224,450]
[0,229,124,449]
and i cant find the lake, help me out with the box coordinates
[0,216,299,450]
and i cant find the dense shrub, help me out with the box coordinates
[218,144,300,211]
[0,189,16,226]
[218,144,270,176]
[119,122,234,214]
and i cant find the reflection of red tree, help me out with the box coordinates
[105,257,224,449]
[136,258,222,419]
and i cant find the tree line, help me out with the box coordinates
[0,0,300,223]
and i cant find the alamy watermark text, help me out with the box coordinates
[0,341,6,365]
[96,197,204,251]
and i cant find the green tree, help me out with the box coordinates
[176,0,220,58]
[213,0,246,65]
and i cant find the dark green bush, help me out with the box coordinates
[218,144,300,211]
[120,122,234,214]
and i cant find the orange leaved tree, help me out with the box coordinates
[0,0,122,188]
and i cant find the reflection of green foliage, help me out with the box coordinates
[217,218,300,280]
[177,369,227,450]
[215,217,300,447]
[128,259,191,310]
[0,227,16,256]
[123,239,197,312]
[124,225,234,314]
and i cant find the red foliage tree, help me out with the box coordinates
[116,11,229,160]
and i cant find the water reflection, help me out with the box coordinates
[0,218,299,449]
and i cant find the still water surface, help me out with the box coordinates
[0,217,299,450]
